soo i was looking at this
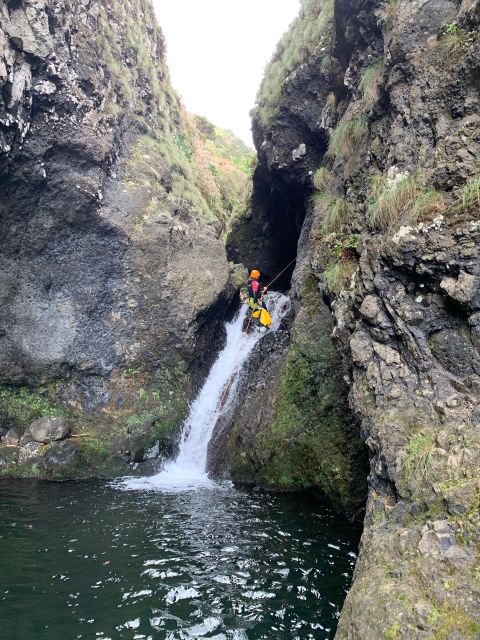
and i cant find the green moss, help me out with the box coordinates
[60,438,112,478]
[121,361,190,450]
[433,603,480,639]
[0,386,63,434]
[385,621,401,640]
[254,333,366,511]
[233,272,367,513]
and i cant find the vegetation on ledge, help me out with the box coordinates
[252,0,334,128]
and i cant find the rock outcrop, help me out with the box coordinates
[0,0,250,478]
[229,0,480,636]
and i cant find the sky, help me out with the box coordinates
[152,0,300,147]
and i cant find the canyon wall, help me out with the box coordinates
[227,0,480,636]
[0,0,249,477]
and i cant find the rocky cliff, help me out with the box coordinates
[0,0,250,478]
[227,0,480,636]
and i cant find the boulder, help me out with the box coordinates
[3,428,20,446]
[26,416,70,444]
[440,272,478,305]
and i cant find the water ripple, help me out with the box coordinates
[0,481,360,639]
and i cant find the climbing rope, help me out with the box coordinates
[264,257,297,291]
[212,257,297,421]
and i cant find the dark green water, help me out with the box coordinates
[0,481,361,640]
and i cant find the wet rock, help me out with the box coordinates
[132,447,146,464]
[18,442,42,465]
[44,440,78,468]
[0,0,241,475]
[26,416,70,444]
[241,0,480,632]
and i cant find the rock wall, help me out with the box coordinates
[0,0,248,478]
[230,0,480,636]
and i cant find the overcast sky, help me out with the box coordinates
[152,0,300,146]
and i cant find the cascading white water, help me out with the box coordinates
[119,292,290,491]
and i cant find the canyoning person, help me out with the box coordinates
[247,269,266,312]
[245,269,272,331]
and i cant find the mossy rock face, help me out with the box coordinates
[211,269,368,517]
[0,360,190,480]
[252,333,367,513]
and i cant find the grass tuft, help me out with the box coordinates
[324,259,357,295]
[455,174,480,215]
[359,58,385,108]
[438,22,469,52]
[312,167,333,192]
[327,118,368,160]
[368,174,445,230]
[403,431,435,481]
[314,192,350,234]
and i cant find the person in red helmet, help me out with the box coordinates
[245,269,271,330]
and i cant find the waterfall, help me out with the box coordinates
[119,292,290,491]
